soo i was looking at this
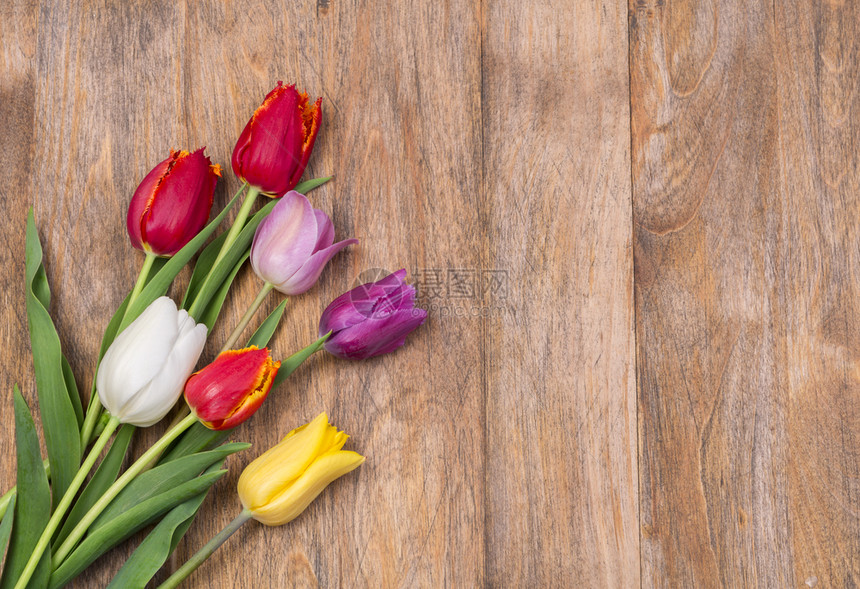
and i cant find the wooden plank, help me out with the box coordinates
[22,3,192,586]
[0,0,39,503]
[171,1,484,587]
[0,1,483,587]
[482,0,639,585]
[631,0,860,586]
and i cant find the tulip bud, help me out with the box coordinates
[184,346,281,431]
[127,148,221,256]
[97,297,207,427]
[231,82,322,197]
[237,413,364,526]
[250,191,358,296]
[319,270,427,360]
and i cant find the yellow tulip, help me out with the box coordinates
[237,412,364,526]
[158,413,363,588]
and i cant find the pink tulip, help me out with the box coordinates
[250,191,357,295]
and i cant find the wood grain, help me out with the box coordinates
[482,0,638,586]
[0,0,39,503]
[4,0,488,587]
[631,0,860,586]
[2,0,857,587]
[168,0,486,587]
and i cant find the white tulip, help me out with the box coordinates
[97,296,207,427]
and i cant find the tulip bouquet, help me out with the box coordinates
[0,82,425,588]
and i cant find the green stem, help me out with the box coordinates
[80,253,157,448]
[188,184,258,320]
[211,184,257,273]
[157,510,252,589]
[78,402,101,460]
[52,413,198,568]
[139,406,188,473]
[90,409,113,440]
[0,488,13,522]
[13,417,120,589]
[221,282,275,352]
[128,252,157,309]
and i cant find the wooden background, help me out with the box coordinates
[0,0,857,587]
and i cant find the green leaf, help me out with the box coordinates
[158,423,231,465]
[48,472,226,589]
[180,232,228,310]
[92,443,249,532]
[118,189,243,332]
[293,176,332,194]
[106,461,227,589]
[25,211,81,507]
[1,388,52,589]
[199,251,250,331]
[60,357,83,429]
[53,425,134,551]
[0,495,15,570]
[31,254,50,309]
[247,299,288,348]
[273,335,329,387]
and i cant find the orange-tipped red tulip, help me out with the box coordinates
[184,346,280,430]
[127,148,221,256]
[231,82,322,197]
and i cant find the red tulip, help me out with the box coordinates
[127,148,221,256]
[231,82,322,197]
[184,346,281,431]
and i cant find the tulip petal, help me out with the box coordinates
[238,413,331,509]
[319,429,349,454]
[230,119,254,184]
[312,209,335,252]
[326,307,427,360]
[250,450,365,526]
[118,320,207,426]
[250,191,319,286]
[286,96,322,191]
[274,238,358,296]
[318,270,409,335]
[186,347,279,431]
[141,149,217,256]
[232,83,306,197]
[372,281,417,315]
[126,156,173,251]
[97,297,178,416]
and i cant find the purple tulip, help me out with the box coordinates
[319,269,427,359]
[250,191,358,295]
